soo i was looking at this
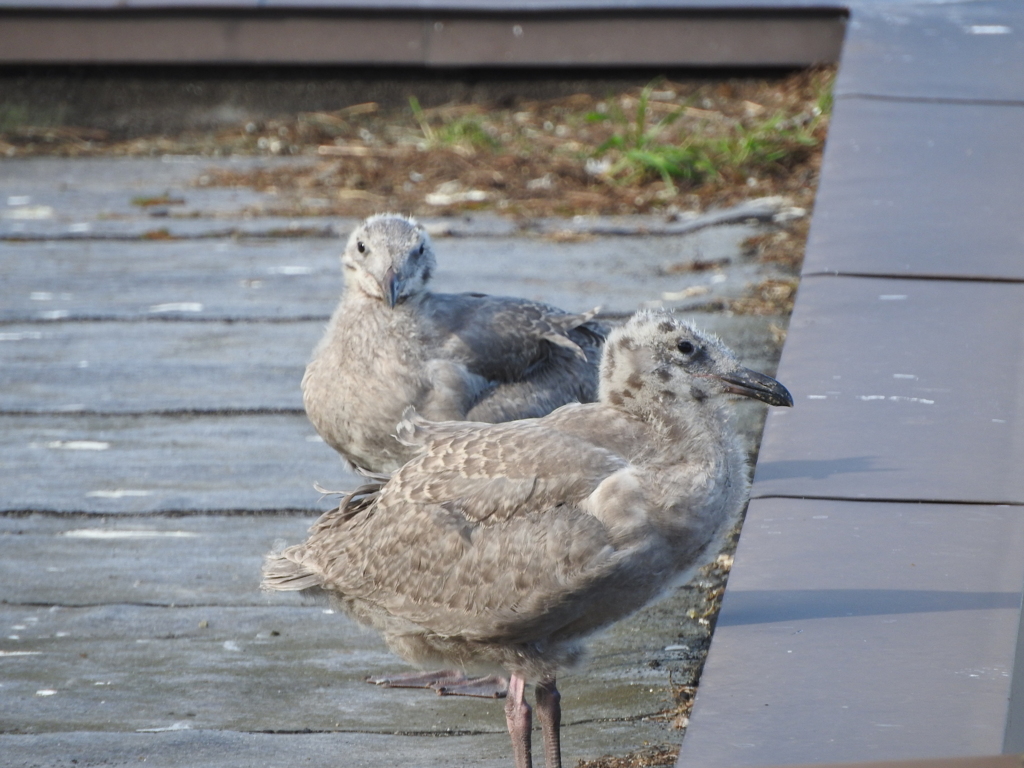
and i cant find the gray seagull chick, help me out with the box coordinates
[302,213,605,474]
[264,310,793,768]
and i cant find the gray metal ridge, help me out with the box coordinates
[748,275,1024,505]
[679,497,1024,766]
[679,758,1024,768]
[0,0,990,10]
[834,0,1024,102]
[0,0,850,10]
[0,2,848,66]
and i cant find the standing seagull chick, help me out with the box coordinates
[264,311,793,768]
[303,213,605,474]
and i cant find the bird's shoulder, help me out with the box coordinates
[421,291,602,347]
[380,406,631,523]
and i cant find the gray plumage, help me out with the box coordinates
[303,213,605,473]
[264,310,793,768]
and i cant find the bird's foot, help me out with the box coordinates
[365,669,508,698]
[436,674,508,699]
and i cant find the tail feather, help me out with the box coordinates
[261,550,323,593]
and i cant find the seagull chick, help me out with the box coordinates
[264,310,792,768]
[303,213,605,473]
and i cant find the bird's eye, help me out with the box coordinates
[677,340,696,356]
[356,241,366,254]
[418,244,425,256]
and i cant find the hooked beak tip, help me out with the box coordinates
[719,368,794,407]
[382,268,400,308]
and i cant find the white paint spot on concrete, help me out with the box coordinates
[35,689,57,696]
[267,265,313,275]
[0,331,44,341]
[85,489,153,499]
[322,609,335,615]
[149,302,203,313]
[11,625,26,631]
[967,25,1011,34]
[3,205,54,219]
[889,396,934,405]
[857,395,886,401]
[30,292,54,301]
[807,395,827,400]
[46,440,110,451]
[993,419,1007,424]
[68,222,92,233]
[222,640,242,652]
[0,650,41,656]
[878,295,907,300]
[305,434,325,442]
[7,195,31,206]
[893,374,918,379]
[137,722,192,733]
[55,632,69,637]
[39,310,69,320]
[62,529,198,539]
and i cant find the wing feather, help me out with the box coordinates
[279,414,652,643]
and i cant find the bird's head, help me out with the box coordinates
[341,214,436,308]
[600,310,793,413]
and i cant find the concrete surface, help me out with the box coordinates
[0,153,790,765]
[679,0,1024,765]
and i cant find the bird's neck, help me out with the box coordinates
[646,400,748,560]
[311,291,424,371]
[649,398,733,468]
[337,289,418,328]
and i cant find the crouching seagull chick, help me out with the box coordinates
[303,213,605,475]
[263,310,792,768]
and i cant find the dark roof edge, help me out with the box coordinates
[0,5,847,67]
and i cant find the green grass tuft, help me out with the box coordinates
[589,74,833,194]
[409,97,499,151]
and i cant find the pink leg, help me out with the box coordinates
[534,677,562,768]
[505,674,533,768]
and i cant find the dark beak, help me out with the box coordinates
[717,367,794,407]
[382,267,401,308]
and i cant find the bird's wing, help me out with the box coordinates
[425,293,605,382]
[419,292,605,422]
[285,413,662,642]
[387,417,628,522]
